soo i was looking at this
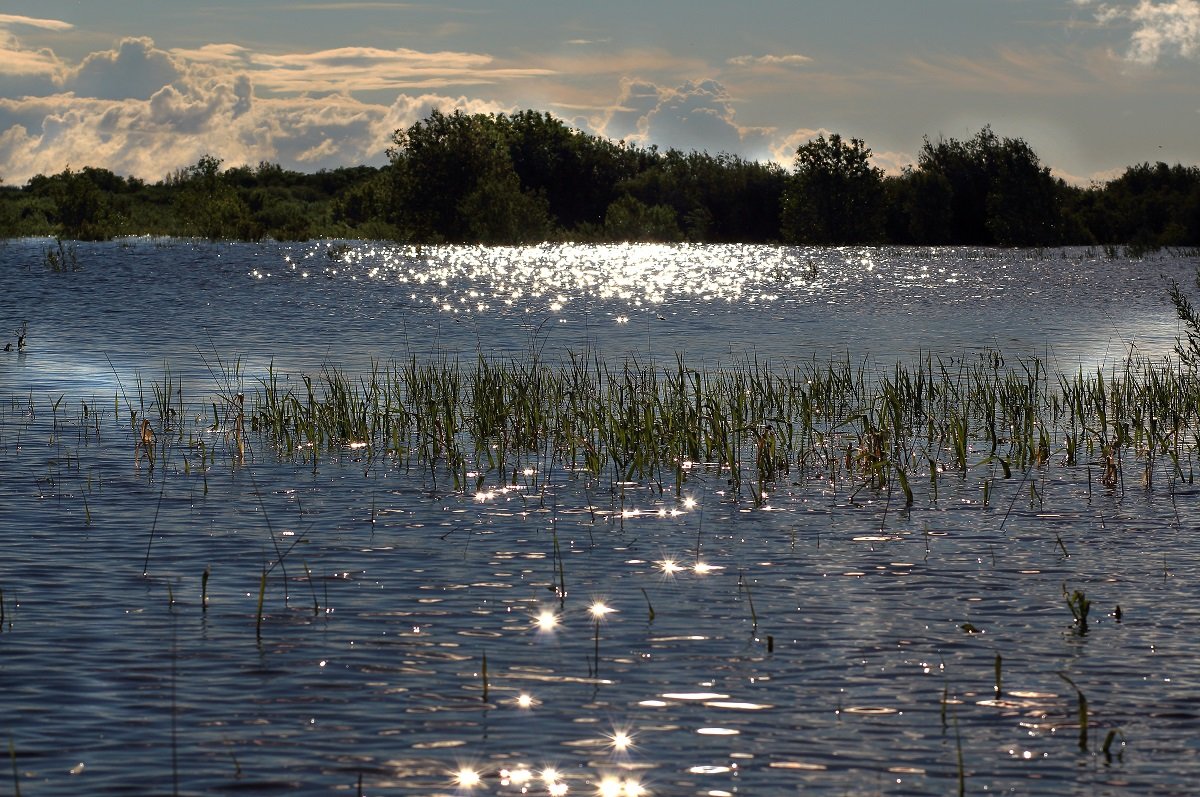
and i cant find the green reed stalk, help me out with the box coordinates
[1058,672,1089,752]
[640,587,655,622]
[739,570,758,631]
[255,569,267,639]
[955,710,964,797]
[303,562,319,615]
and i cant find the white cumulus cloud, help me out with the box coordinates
[0,30,523,183]
[596,78,774,158]
[1092,0,1200,64]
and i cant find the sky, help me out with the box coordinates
[0,1,1197,186]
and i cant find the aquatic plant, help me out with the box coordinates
[1102,728,1126,763]
[236,345,1200,510]
[255,569,267,640]
[1063,585,1092,634]
[1168,274,1200,369]
[42,237,78,272]
[1057,672,1090,752]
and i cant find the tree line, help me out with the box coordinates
[1,109,1197,248]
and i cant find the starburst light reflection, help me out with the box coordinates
[606,726,635,753]
[657,557,683,576]
[589,600,616,620]
[535,608,560,632]
[454,766,482,789]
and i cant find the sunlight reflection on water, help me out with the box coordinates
[1,240,1194,398]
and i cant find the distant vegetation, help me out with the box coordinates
[1,109,1197,247]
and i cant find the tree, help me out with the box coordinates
[174,155,254,240]
[887,168,954,244]
[781,134,884,244]
[387,110,552,243]
[500,110,644,232]
[984,136,1063,246]
[915,127,1064,246]
[1082,162,1200,248]
[49,167,112,240]
[603,194,683,242]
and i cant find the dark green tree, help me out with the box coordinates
[500,110,645,232]
[174,155,254,240]
[43,167,114,240]
[0,177,16,238]
[885,168,954,244]
[985,137,1064,246]
[1080,162,1200,248]
[914,127,1064,246]
[602,194,683,242]
[616,149,784,242]
[387,110,551,243]
[781,134,885,244]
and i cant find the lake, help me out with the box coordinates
[2,238,1199,796]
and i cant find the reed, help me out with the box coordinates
[1102,728,1125,762]
[232,345,1200,511]
[255,569,267,640]
[739,570,758,631]
[302,562,319,615]
[1063,585,1091,634]
[953,704,965,797]
[1058,673,1089,752]
[639,587,655,623]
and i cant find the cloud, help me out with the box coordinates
[0,28,537,182]
[0,67,512,183]
[596,78,774,157]
[0,24,820,185]
[0,14,73,31]
[727,54,812,67]
[901,45,1111,95]
[169,43,553,94]
[69,38,185,101]
[0,16,70,96]
[1092,0,1200,63]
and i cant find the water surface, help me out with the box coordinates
[2,240,1198,795]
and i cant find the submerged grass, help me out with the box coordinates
[16,334,1200,516]
[240,347,1200,505]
